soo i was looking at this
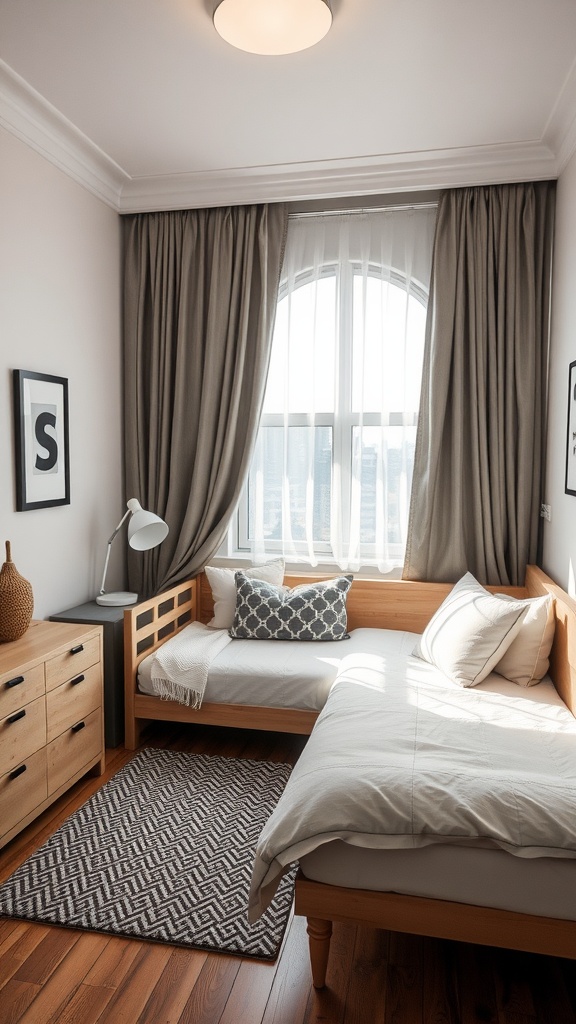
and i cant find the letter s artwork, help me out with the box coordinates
[13,368,69,510]
[32,404,59,474]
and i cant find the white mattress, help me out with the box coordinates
[137,627,416,710]
[300,840,576,921]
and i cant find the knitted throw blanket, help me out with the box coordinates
[150,622,231,708]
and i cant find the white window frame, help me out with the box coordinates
[230,260,429,568]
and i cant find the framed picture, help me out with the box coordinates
[566,360,576,496]
[13,369,70,511]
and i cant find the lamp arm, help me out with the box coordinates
[98,508,132,597]
[106,508,132,546]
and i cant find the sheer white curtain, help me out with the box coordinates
[243,206,437,573]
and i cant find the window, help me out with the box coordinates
[232,207,436,573]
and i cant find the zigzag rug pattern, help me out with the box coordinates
[0,748,296,960]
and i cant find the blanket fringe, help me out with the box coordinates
[152,677,203,708]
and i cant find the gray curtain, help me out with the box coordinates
[403,182,555,586]
[123,203,288,597]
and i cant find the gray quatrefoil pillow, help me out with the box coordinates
[229,572,353,641]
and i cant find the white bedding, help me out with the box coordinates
[248,636,576,920]
[138,627,416,710]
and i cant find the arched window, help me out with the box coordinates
[232,207,436,573]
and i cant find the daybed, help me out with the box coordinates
[124,563,576,980]
[124,567,525,749]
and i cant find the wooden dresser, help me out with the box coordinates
[0,619,105,849]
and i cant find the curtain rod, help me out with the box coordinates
[289,202,438,219]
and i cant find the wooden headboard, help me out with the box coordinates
[194,571,527,633]
[525,564,576,715]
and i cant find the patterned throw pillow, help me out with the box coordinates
[229,573,353,641]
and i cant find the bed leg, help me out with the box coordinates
[125,716,143,751]
[307,917,333,989]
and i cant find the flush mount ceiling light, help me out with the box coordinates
[213,0,332,55]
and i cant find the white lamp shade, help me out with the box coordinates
[128,508,169,551]
[213,0,332,55]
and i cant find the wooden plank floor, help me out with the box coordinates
[1,721,576,1024]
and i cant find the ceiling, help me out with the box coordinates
[1,0,576,212]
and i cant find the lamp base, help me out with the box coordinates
[96,591,138,607]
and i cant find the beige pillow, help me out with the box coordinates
[413,572,527,687]
[205,559,285,629]
[493,593,555,686]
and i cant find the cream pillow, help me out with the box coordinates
[413,572,527,687]
[493,593,555,686]
[204,559,285,629]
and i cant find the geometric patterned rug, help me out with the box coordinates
[0,748,296,960]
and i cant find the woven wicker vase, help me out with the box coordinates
[0,541,34,643]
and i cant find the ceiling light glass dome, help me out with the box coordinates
[213,0,332,56]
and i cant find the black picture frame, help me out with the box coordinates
[566,360,576,496]
[13,369,70,511]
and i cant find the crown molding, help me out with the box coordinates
[118,141,558,212]
[0,57,562,214]
[0,59,128,209]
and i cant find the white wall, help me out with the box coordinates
[542,151,576,595]
[0,127,124,619]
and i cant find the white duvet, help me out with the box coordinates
[248,630,576,920]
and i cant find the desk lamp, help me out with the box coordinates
[96,498,169,607]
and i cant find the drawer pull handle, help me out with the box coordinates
[9,764,27,780]
[5,675,24,689]
[70,644,84,655]
[71,674,85,686]
[71,721,86,733]
[7,709,26,725]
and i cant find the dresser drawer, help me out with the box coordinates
[0,748,48,840]
[0,662,44,720]
[46,663,102,743]
[47,707,102,794]
[0,695,46,777]
[45,635,100,693]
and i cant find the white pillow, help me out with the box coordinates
[412,572,527,687]
[493,593,555,686]
[204,559,285,629]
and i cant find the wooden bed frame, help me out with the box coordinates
[124,572,331,749]
[124,569,529,749]
[124,563,576,980]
